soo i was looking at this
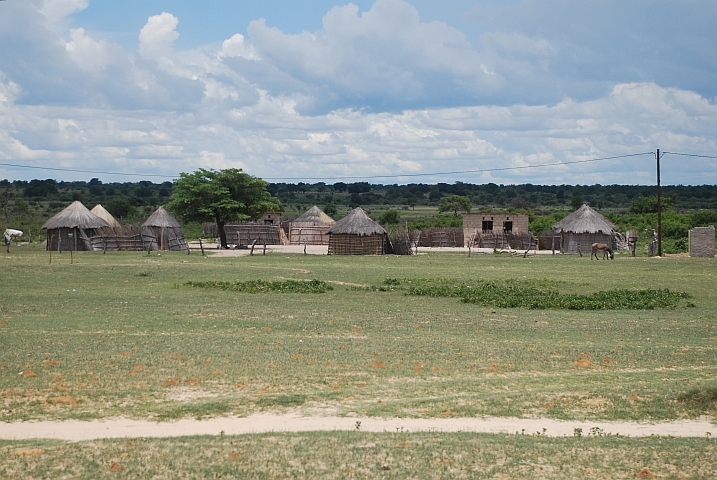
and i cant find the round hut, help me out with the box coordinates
[327,207,387,255]
[290,206,336,245]
[142,206,188,251]
[90,204,121,230]
[552,204,617,254]
[42,201,110,251]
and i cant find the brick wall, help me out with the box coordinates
[689,226,715,258]
[463,213,530,247]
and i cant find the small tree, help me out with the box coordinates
[379,209,400,225]
[167,168,282,248]
[438,195,472,217]
[323,203,338,218]
[629,195,673,214]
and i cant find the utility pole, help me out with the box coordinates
[656,149,662,257]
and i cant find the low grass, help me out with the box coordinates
[1,246,716,424]
[1,433,715,479]
[1,245,716,476]
[1,246,716,475]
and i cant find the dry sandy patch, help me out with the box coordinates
[1,414,715,441]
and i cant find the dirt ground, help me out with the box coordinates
[1,415,715,441]
[193,243,558,257]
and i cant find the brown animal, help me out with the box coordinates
[591,243,614,260]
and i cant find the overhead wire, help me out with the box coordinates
[0,162,176,179]
[0,152,656,182]
[263,152,654,181]
[661,151,717,160]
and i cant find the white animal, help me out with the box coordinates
[3,229,22,244]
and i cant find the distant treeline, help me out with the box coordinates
[3,178,717,217]
[268,181,717,211]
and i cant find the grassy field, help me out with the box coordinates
[1,245,716,477]
[2,433,715,479]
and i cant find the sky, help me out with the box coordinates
[0,0,716,186]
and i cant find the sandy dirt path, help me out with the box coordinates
[2,415,715,441]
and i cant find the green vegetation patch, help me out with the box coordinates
[182,279,333,293]
[386,278,692,310]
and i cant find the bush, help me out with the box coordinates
[379,209,400,225]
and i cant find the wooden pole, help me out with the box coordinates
[656,149,662,257]
[199,238,206,257]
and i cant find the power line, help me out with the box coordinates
[0,151,676,182]
[661,151,717,160]
[264,152,654,181]
[0,162,176,179]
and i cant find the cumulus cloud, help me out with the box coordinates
[220,34,258,60]
[243,0,501,112]
[139,12,180,60]
[1,80,715,185]
[40,0,89,25]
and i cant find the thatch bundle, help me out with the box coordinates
[327,207,387,255]
[42,201,111,251]
[290,206,335,245]
[552,204,616,254]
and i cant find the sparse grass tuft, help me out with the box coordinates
[256,394,307,408]
[155,400,232,420]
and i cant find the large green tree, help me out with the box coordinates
[168,168,282,248]
[438,195,472,216]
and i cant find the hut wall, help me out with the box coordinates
[328,234,385,255]
[289,225,331,245]
[560,232,612,254]
[46,227,97,251]
[689,226,715,258]
[536,233,562,251]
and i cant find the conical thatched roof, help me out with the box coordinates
[90,204,121,229]
[328,207,386,236]
[142,206,182,228]
[42,201,111,230]
[292,206,336,226]
[552,204,617,234]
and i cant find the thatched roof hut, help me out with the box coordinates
[552,204,617,254]
[142,207,188,251]
[42,201,110,251]
[290,206,335,245]
[328,207,387,255]
[90,204,121,230]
